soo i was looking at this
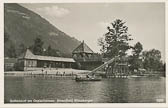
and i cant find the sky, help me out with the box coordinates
[20,3,165,60]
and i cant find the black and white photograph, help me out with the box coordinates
[3,1,166,105]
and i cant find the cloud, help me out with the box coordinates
[35,5,70,18]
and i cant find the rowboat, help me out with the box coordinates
[75,75,102,82]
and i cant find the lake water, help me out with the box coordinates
[4,76,166,103]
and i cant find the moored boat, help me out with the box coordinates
[75,75,102,81]
[75,77,101,81]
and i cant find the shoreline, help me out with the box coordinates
[4,68,91,77]
[4,68,165,78]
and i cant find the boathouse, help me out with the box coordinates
[72,41,103,70]
[17,49,75,71]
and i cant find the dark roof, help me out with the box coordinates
[72,41,94,54]
[19,49,75,63]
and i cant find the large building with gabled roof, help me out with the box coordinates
[15,41,103,71]
[17,49,75,71]
[72,41,103,70]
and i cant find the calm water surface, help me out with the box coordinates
[4,76,166,103]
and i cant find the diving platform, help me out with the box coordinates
[89,56,129,78]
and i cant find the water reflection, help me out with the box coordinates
[4,76,165,103]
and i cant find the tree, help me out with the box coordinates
[97,37,107,56]
[129,42,143,71]
[4,31,10,57]
[132,42,143,57]
[4,31,10,43]
[18,43,26,56]
[98,19,132,58]
[46,45,61,57]
[31,37,44,55]
[8,43,17,58]
[47,45,52,56]
[142,49,162,71]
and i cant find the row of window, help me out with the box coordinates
[25,60,37,67]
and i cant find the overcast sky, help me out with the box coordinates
[20,3,165,60]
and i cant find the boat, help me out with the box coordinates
[75,77,101,81]
[75,75,102,82]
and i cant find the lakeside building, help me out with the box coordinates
[72,41,130,76]
[72,41,103,70]
[5,41,130,76]
[17,49,75,71]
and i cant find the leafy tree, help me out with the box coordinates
[18,43,26,56]
[129,56,142,72]
[8,43,17,58]
[47,45,52,56]
[4,31,10,43]
[46,45,61,57]
[98,19,132,58]
[132,42,143,57]
[142,49,162,71]
[97,37,107,56]
[129,42,143,71]
[162,63,166,76]
[4,31,10,57]
[31,37,44,55]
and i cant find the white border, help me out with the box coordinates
[0,0,167,107]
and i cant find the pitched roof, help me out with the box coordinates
[23,49,36,59]
[18,49,36,59]
[19,49,75,63]
[72,41,94,54]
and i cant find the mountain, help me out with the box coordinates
[4,3,81,57]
